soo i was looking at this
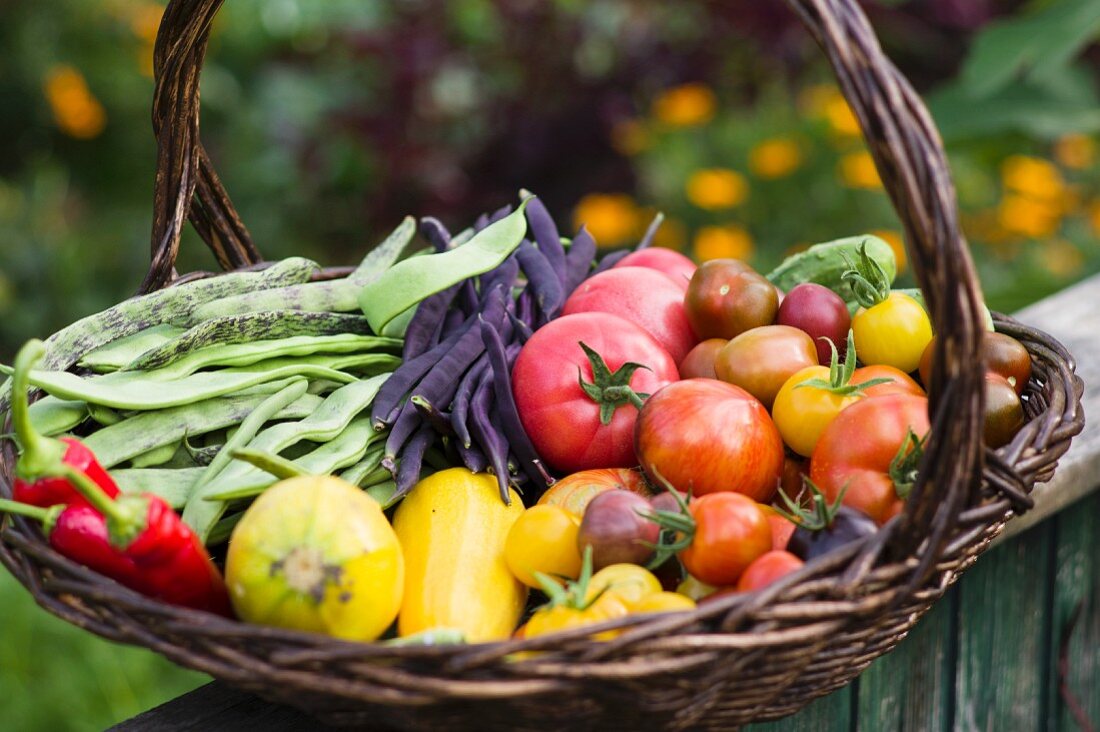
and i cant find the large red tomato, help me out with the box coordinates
[513,313,679,474]
[634,379,785,502]
[563,267,697,363]
[613,248,697,291]
[809,393,930,524]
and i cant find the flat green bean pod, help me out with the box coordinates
[358,199,531,332]
[129,441,181,469]
[126,311,376,371]
[83,391,324,467]
[121,334,401,379]
[112,468,205,509]
[7,363,356,410]
[78,325,186,373]
[26,398,87,437]
[187,217,417,323]
[203,416,379,502]
[338,444,387,486]
[182,379,312,541]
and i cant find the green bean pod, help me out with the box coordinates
[78,325,186,373]
[112,467,205,509]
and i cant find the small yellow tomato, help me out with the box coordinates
[771,366,858,457]
[631,591,697,614]
[852,292,933,373]
[504,505,583,588]
[525,592,630,641]
[226,476,404,642]
[588,564,663,607]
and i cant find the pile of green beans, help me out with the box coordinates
[3,219,422,545]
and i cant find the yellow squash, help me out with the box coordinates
[393,468,527,642]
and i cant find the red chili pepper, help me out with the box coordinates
[9,341,119,508]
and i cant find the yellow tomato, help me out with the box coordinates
[852,292,933,373]
[588,564,663,607]
[632,591,697,614]
[504,505,583,588]
[226,476,404,642]
[525,592,630,641]
[771,366,858,457]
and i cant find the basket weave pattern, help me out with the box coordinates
[0,0,1085,729]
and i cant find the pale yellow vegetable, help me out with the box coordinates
[393,468,527,642]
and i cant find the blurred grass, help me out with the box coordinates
[0,571,207,730]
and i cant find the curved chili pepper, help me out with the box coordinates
[9,341,119,508]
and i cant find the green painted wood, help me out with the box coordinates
[854,589,955,731]
[747,685,851,732]
[1048,491,1100,732]
[953,521,1056,731]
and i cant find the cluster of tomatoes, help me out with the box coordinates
[506,245,1032,634]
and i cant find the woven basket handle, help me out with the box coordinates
[143,0,260,293]
[148,0,988,563]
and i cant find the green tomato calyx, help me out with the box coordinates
[534,545,606,612]
[797,331,892,396]
[889,429,926,500]
[841,241,892,309]
[774,478,846,533]
[576,341,651,425]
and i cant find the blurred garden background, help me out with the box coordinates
[1,0,1099,728]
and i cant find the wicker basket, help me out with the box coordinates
[0,0,1086,729]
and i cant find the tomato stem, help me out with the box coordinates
[841,241,892,309]
[889,429,926,500]
[576,341,651,425]
[774,478,847,533]
[798,330,893,397]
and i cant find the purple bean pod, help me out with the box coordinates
[393,425,435,500]
[478,253,519,301]
[524,196,566,282]
[467,379,512,504]
[456,439,488,474]
[507,312,534,343]
[402,282,461,360]
[515,241,564,325]
[411,395,455,437]
[419,217,453,252]
[480,319,553,489]
[590,248,631,276]
[563,225,597,296]
[449,356,490,447]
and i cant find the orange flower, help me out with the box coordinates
[1053,134,1096,171]
[823,96,861,137]
[1001,156,1064,202]
[749,138,803,179]
[1087,200,1100,237]
[652,83,716,128]
[648,216,687,250]
[1041,240,1084,278]
[838,152,881,189]
[997,195,1062,239]
[130,3,164,43]
[685,169,748,210]
[43,65,106,140]
[692,225,754,262]
[871,229,907,275]
[573,194,639,248]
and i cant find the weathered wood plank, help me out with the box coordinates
[854,589,955,731]
[1049,492,1100,732]
[747,685,851,732]
[954,521,1055,731]
[998,274,1100,543]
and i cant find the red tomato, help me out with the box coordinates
[684,260,778,340]
[680,493,772,586]
[809,393,930,525]
[537,468,651,517]
[759,504,797,550]
[513,313,679,474]
[734,550,804,592]
[563,267,697,363]
[679,338,727,380]
[776,283,851,364]
[614,249,697,291]
[635,379,784,502]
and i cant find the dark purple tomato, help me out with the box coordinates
[984,373,1025,448]
[776,283,852,365]
[577,489,661,570]
[786,505,877,562]
[684,260,778,340]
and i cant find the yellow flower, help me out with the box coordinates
[1087,200,1100,236]
[573,194,639,248]
[610,119,650,157]
[43,65,106,140]
[130,3,164,43]
[997,195,1062,239]
[1001,156,1064,202]
[649,216,687,250]
[871,229,907,275]
[1042,240,1084,278]
[685,169,748,210]
[823,95,861,137]
[1053,134,1097,170]
[838,151,881,189]
[692,225,754,262]
[652,83,716,128]
[749,138,803,179]
[798,84,839,116]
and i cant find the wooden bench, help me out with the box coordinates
[112,275,1100,731]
